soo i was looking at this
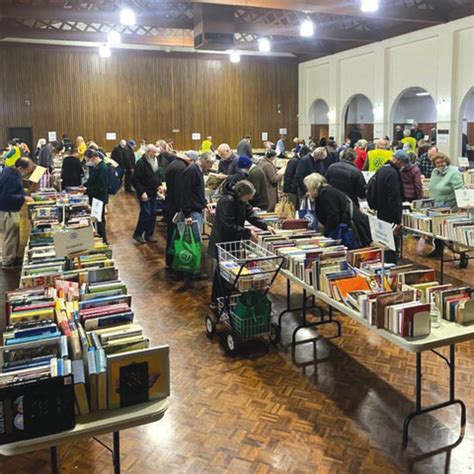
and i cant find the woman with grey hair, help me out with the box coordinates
[304,173,371,246]
[208,179,275,309]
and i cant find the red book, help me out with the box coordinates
[401,304,430,337]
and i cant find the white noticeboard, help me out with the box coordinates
[91,198,104,222]
[53,226,95,257]
[458,157,469,168]
[368,215,396,252]
[455,189,474,208]
[48,131,57,142]
[279,128,287,135]
[106,132,117,141]
[192,133,201,140]
[261,132,268,141]
[438,133,448,145]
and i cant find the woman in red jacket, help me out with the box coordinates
[354,139,368,170]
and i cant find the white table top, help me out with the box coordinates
[281,270,474,353]
[0,398,169,456]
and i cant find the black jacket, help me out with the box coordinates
[208,182,268,258]
[236,140,252,158]
[0,167,25,212]
[375,162,404,224]
[61,156,84,188]
[111,145,126,168]
[181,163,206,218]
[295,155,326,196]
[325,161,366,207]
[315,185,351,234]
[218,154,240,176]
[164,157,187,219]
[85,161,108,204]
[348,129,362,147]
[132,156,161,199]
[283,154,300,194]
[123,145,136,170]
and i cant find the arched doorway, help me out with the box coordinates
[391,87,437,144]
[343,94,374,145]
[308,99,329,144]
[459,88,474,164]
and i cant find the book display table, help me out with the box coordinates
[0,398,169,474]
[278,269,473,449]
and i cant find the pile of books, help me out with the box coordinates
[0,191,169,445]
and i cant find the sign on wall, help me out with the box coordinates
[48,131,57,142]
[261,132,268,141]
[191,133,201,140]
[279,128,287,135]
[106,132,117,141]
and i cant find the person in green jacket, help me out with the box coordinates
[427,152,464,257]
[2,141,22,167]
[84,149,109,243]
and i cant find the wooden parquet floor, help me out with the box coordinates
[1,191,473,474]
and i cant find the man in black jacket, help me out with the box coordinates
[216,143,240,178]
[374,152,404,263]
[132,145,161,244]
[295,147,328,197]
[110,139,127,182]
[325,149,366,207]
[164,151,194,268]
[284,145,309,209]
[123,140,136,193]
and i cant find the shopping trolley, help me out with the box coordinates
[205,240,284,356]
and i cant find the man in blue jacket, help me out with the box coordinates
[0,158,34,268]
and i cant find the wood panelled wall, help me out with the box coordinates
[0,44,298,151]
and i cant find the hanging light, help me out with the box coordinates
[120,8,136,26]
[99,44,111,58]
[107,31,121,46]
[258,37,271,52]
[300,19,314,37]
[416,92,430,97]
[360,0,379,13]
[229,50,241,63]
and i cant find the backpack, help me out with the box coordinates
[107,163,122,195]
[366,173,377,210]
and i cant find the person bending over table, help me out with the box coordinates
[208,180,275,310]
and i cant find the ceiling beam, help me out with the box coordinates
[0,5,194,29]
[182,1,447,24]
[0,23,194,48]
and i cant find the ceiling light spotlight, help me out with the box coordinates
[300,19,314,37]
[107,31,121,46]
[258,37,271,52]
[229,50,241,63]
[416,92,430,97]
[120,8,136,26]
[360,0,379,13]
[99,44,111,58]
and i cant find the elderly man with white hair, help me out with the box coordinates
[131,144,161,244]
[295,146,328,197]
[216,143,240,179]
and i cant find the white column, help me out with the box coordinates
[328,58,340,141]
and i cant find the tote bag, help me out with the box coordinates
[172,226,202,273]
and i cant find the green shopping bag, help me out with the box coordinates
[172,226,202,273]
[234,292,272,337]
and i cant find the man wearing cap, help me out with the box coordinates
[374,150,405,263]
[123,140,137,192]
[164,151,194,269]
[237,156,269,210]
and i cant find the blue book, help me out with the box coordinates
[5,331,61,345]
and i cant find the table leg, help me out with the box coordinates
[440,240,445,285]
[402,345,466,450]
[113,431,121,474]
[50,446,59,474]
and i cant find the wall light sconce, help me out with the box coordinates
[327,109,336,121]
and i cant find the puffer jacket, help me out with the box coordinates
[400,163,422,201]
[283,154,300,194]
[325,161,366,207]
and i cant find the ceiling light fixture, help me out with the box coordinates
[99,44,111,58]
[107,31,121,46]
[120,8,136,26]
[360,0,379,13]
[229,50,241,63]
[300,19,314,37]
[258,37,271,53]
[416,92,430,97]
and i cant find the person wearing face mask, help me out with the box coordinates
[208,180,274,310]
[427,153,464,258]
[0,158,34,268]
[83,149,109,243]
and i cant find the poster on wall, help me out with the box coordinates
[106,132,117,141]
[192,133,201,140]
[279,128,287,135]
[48,131,57,142]
[437,129,449,145]
[261,132,268,141]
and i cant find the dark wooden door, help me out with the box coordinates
[7,127,33,154]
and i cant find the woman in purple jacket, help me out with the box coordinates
[398,151,422,202]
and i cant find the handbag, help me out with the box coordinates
[298,197,318,231]
[275,195,296,220]
[172,226,202,273]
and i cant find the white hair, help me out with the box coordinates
[312,147,327,160]
[304,173,326,196]
[145,144,158,153]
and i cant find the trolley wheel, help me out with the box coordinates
[269,322,281,345]
[223,331,240,357]
[459,253,469,269]
[205,315,216,339]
